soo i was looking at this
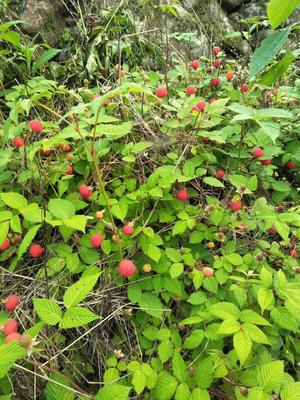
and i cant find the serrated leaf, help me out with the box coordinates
[153,371,177,400]
[226,253,243,266]
[33,298,62,326]
[63,272,100,309]
[59,307,100,329]
[183,329,204,349]
[175,383,190,400]
[147,244,161,262]
[257,288,274,313]
[267,0,300,29]
[172,352,188,382]
[242,322,270,344]
[17,224,41,259]
[270,307,298,332]
[210,302,240,320]
[0,221,9,246]
[257,361,284,390]
[132,370,147,395]
[281,382,300,400]
[218,319,241,334]
[158,340,173,364]
[1,192,28,210]
[260,267,273,289]
[0,341,27,378]
[44,372,74,400]
[203,177,224,188]
[48,198,76,220]
[240,310,271,326]
[95,384,131,400]
[233,331,252,365]
[62,215,88,232]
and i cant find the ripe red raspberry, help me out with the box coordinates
[65,165,74,175]
[62,144,72,152]
[0,239,10,251]
[241,83,249,93]
[207,67,213,73]
[186,86,196,96]
[226,71,234,81]
[119,259,137,277]
[286,161,296,169]
[3,319,19,335]
[13,137,25,148]
[211,77,221,88]
[119,70,126,77]
[230,200,242,212]
[29,120,43,133]
[196,101,206,112]
[5,332,21,344]
[41,149,51,157]
[78,184,93,201]
[5,295,20,312]
[91,233,104,248]
[252,147,264,158]
[213,46,221,56]
[203,267,214,277]
[191,60,199,70]
[176,189,188,202]
[122,225,134,236]
[216,170,225,179]
[156,87,168,98]
[213,59,221,68]
[261,159,271,166]
[29,244,44,258]
[290,249,298,258]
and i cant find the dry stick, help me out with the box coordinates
[14,364,93,399]
[41,303,130,367]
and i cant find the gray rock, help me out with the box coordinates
[220,0,246,12]
[236,1,267,19]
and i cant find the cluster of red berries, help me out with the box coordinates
[1,295,32,348]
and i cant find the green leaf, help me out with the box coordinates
[270,307,298,332]
[132,370,147,395]
[233,331,252,365]
[0,221,9,246]
[242,322,270,344]
[187,292,207,305]
[147,244,161,262]
[172,352,188,382]
[170,263,184,278]
[260,267,273,289]
[257,288,274,313]
[96,384,131,400]
[1,192,28,210]
[48,199,76,220]
[17,224,41,259]
[240,310,271,326]
[249,28,291,79]
[44,372,74,400]
[247,387,272,400]
[281,383,300,400]
[218,319,241,334]
[203,177,224,188]
[190,388,211,400]
[259,52,296,86]
[111,202,128,221]
[175,383,190,400]
[63,272,100,309]
[62,216,88,232]
[258,121,281,144]
[267,0,300,29]
[226,253,243,266]
[33,299,62,326]
[153,371,177,400]
[33,48,61,73]
[59,307,100,329]
[183,329,204,349]
[0,341,27,379]
[210,302,240,320]
[158,340,173,364]
[257,361,284,390]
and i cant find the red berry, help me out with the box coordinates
[41,149,51,157]
[268,226,277,235]
[103,99,110,107]
[5,332,21,344]
[13,137,25,148]
[29,120,43,133]
[191,60,199,70]
[209,97,217,103]
[29,244,44,258]
[238,224,248,232]
[119,70,126,77]
[226,71,234,81]
[230,200,242,212]
[261,159,271,166]
[213,46,221,56]
[65,165,74,175]
[241,83,249,93]
[216,170,225,179]
[252,147,264,158]
[62,144,71,152]
[122,225,134,236]
[203,267,214,277]
[203,136,210,144]
[176,189,188,202]
[207,67,213,73]
[286,161,296,170]
[0,239,10,251]
[3,320,18,335]
[78,184,93,201]
[211,77,221,88]
[119,259,137,277]
[92,94,99,100]
[156,87,168,98]
[213,59,221,68]
[186,86,196,96]
[5,295,20,312]
[91,233,104,248]
[290,249,298,258]
[196,101,206,112]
